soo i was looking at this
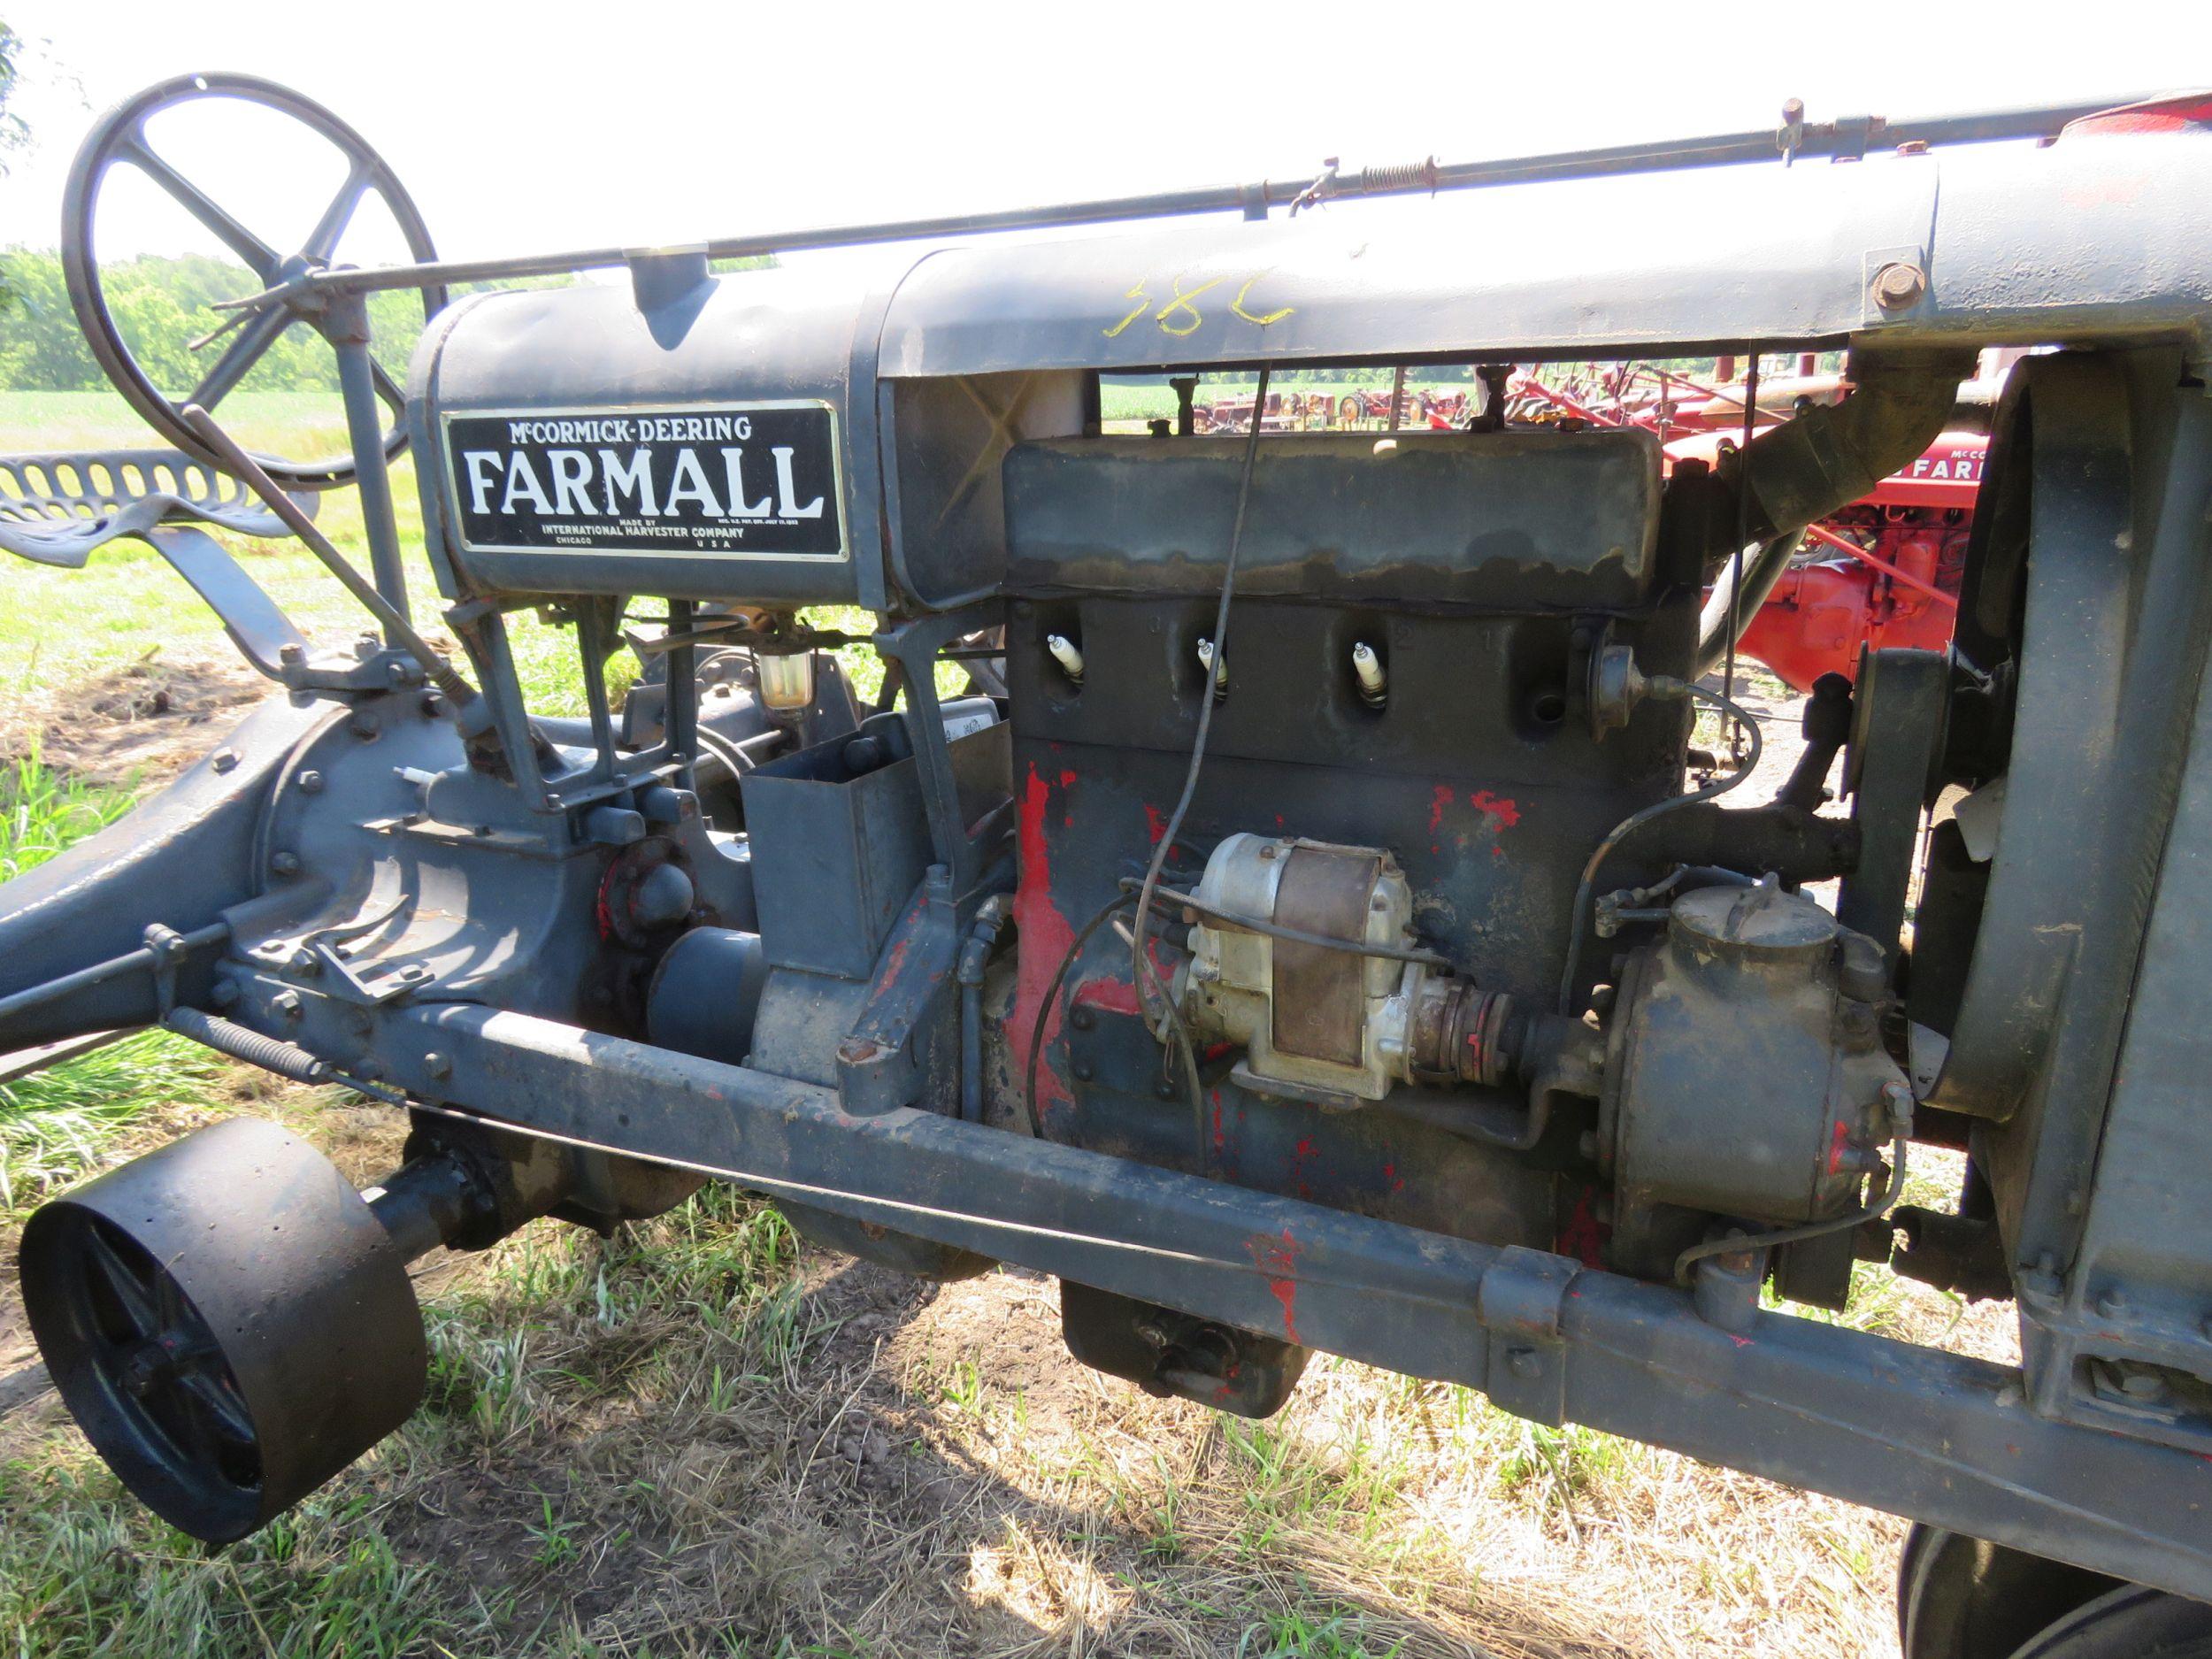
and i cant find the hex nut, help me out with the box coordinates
[211,749,239,774]
[1873,262,1928,311]
[269,849,302,877]
[425,1051,452,1080]
[296,768,325,794]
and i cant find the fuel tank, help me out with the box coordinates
[408,253,880,607]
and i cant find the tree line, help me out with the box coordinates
[0,249,441,393]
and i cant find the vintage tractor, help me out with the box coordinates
[6,73,2212,1655]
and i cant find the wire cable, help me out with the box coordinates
[1021,893,1138,1141]
[1673,1135,1909,1286]
[1555,680,1764,1014]
[1125,879,1451,968]
[1128,365,1272,1107]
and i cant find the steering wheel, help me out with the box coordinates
[61,73,449,491]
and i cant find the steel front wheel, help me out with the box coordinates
[2005,1586,2212,1658]
[19,1117,426,1542]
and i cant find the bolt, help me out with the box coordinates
[1072,1059,1095,1083]
[288,947,320,977]
[386,662,411,686]
[270,988,303,1021]
[425,1051,452,1080]
[349,710,381,740]
[2121,1369,2168,1402]
[1070,1006,1095,1032]
[210,979,241,1010]
[269,849,301,877]
[421,691,444,718]
[1873,262,1928,311]
[296,768,324,794]
[2098,1288,2130,1320]
[1507,1348,1540,1379]
[279,643,306,668]
[1897,139,1931,156]
[211,748,239,774]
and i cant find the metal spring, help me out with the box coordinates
[165,1006,331,1084]
[1359,157,1439,195]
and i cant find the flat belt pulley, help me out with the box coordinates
[19,1117,427,1543]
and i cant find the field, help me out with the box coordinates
[0,392,2015,1657]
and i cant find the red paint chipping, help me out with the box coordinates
[1826,1118,1850,1177]
[1073,977,1141,1017]
[879,935,912,991]
[1428,785,1453,835]
[1555,1186,1611,1269]
[1014,764,1078,1124]
[1471,789,1521,829]
[1143,803,1167,845]
[1246,1229,1303,1342]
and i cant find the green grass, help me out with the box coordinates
[0,746,136,880]
[0,746,222,1215]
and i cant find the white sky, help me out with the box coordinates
[0,0,2203,276]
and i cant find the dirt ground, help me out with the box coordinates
[0,656,2017,1659]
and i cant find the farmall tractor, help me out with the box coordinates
[4,75,2212,1656]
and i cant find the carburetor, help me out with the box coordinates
[1175,833,1515,1109]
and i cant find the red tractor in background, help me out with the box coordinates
[1521,349,2007,691]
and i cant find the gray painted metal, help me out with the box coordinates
[376,1002,2212,1603]
[294,95,2149,299]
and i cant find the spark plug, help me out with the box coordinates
[1196,637,1228,701]
[1351,641,1387,708]
[1046,633,1086,687]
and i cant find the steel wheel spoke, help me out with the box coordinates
[188,303,294,410]
[81,1228,160,1340]
[177,1368,256,1449]
[302,164,372,262]
[117,133,280,279]
[370,357,406,414]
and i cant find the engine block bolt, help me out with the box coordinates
[269,849,301,877]
[269,989,303,1022]
[296,768,324,794]
[211,749,239,774]
[1351,641,1387,708]
[424,1051,452,1080]
[1046,634,1086,687]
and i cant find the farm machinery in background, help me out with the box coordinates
[1193,350,2000,692]
[8,73,2212,1659]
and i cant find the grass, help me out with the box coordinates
[0,388,2020,1657]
